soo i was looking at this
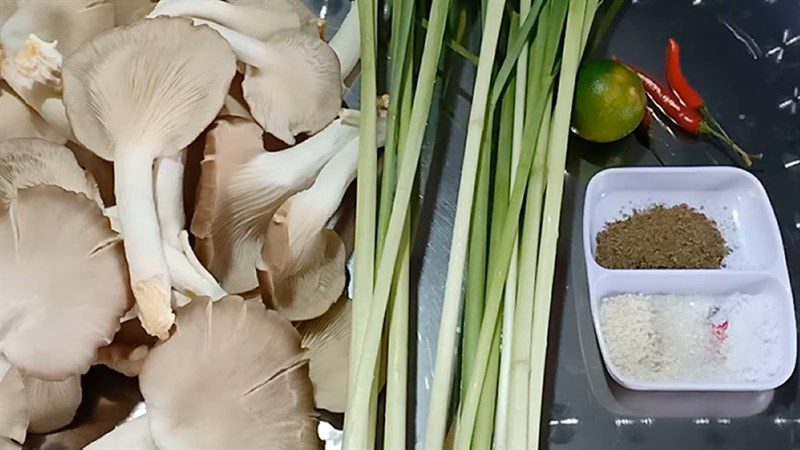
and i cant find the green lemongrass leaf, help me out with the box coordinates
[344,1,452,448]
[383,216,410,450]
[506,91,552,449]
[377,0,416,255]
[493,11,522,449]
[424,0,507,447]
[527,2,597,449]
[419,18,480,64]
[345,0,378,446]
[383,32,416,448]
[461,116,492,398]
[489,0,546,111]
[472,318,502,450]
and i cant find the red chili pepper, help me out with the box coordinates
[625,62,703,134]
[621,60,762,167]
[666,38,704,110]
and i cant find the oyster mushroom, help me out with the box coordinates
[139,296,320,449]
[0,138,101,210]
[208,117,359,293]
[0,0,114,57]
[0,82,67,143]
[61,17,236,338]
[0,365,28,446]
[328,0,360,79]
[191,117,264,265]
[19,373,81,434]
[257,134,360,320]
[148,0,320,41]
[0,186,130,380]
[145,16,342,145]
[297,297,351,413]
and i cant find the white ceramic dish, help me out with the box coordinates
[583,166,796,391]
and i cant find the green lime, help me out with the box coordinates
[571,60,647,143]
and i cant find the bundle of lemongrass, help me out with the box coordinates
[344,0,604,448]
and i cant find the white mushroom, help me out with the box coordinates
[0,186,130,380]
[61,17,237,338]
[148,0,320,41]
[0,0,114,57]
[191,116,265,265]
[154,150,227,303]
[0,365,28,446]
[107,0,156,26]
[297,297,351,413]
[20,372,82,434]
[257,135,360,321]
[328,0,360,80]
[1,36,72,138]
[139,296,320,448]
[149,17,342,145]
[0,138,101,210]
[208,118,359,293]
[0,86,67,143]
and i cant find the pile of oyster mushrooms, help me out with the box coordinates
[0,1,374,448]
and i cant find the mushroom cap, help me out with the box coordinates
[20,372,82,434]
[258,210,346,321]
[191,117,264,263]
[62,17,237,161]
[296,297,351,412]
[242,30,341,144]
[0,83,67,144]
[108,0,155,26]
[0,367,28,445]
[139,296,320,449]
[0,0,115,56]
[227,0,320,38]
[0,138,101,209]
[0,186,131,380]
[207,118,357,294]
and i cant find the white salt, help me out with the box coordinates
[599,292,781,384]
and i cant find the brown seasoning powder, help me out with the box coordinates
[595,204,729,269]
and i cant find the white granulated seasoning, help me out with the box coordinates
[599,292,781,383]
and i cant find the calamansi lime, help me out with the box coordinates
[571,60,647,143]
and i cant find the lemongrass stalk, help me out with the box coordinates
[472,318,501,449]
[506,92,552,449]
[423,1,506,447]
[384,216,410,450]
[527,2,596,449]
[344,1,452,447]
[504,1,560,446]
[383,39,415,450]
[461,131,490,398]
[492,15,520,449]
[346,0,377,446]
[455,4,565,445]
[377,0,415,254]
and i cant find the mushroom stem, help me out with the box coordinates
[154,150,226,301]
[329,1,360,80]
[154,151,186,248]
[114,149,174,339]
